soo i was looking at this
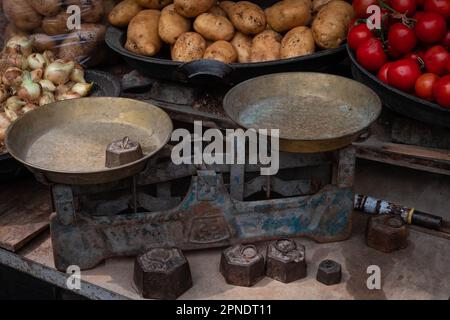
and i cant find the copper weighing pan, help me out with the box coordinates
[5,97,173,185]
[223,73,382,153]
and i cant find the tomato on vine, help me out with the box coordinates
[356,38,388,72]
[415,12,447,44]
[387,59,422,92]
[415,73,440,101]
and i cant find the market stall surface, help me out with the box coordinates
[1,160,449,300]
[0,211,447,300]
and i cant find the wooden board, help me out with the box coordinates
[0,179,51,252]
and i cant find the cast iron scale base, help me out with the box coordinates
[50,147,355,271]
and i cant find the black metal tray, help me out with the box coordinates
[0,69,121,182]
[348,45,450,129]
[106,26,348,86]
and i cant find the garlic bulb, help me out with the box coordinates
[70,65,86,83]
[5,36,33,57]
[18,71,41,102]
[44,60,75,85]
[2,67,23,87]
[27,53,46,70]
[39,92,56,106]
[70,82,93,97]
[39,79,56,92]
[5,96,26,112]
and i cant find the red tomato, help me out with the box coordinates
[391,0,417,15]
[447,59,450,73]
[424,45,449,75]
[357,38,388,72]
[388,23,417,56]
[387,59,422,92]
[377,62,393,83]
[415,73,440,100]
[415,12,447,44]
[416,0,426,7]
[433,75,450,108]
[424,0,450,19]
[413,11,427,20]
[348,23,374,50]
[353,0,378,18]
[440,30,450,50]
[404,50,426,61]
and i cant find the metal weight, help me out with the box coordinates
[266,239,307,283]
[366,215,409,253]
[316,259,342,285]
[133,248,192,300]
[220,244,265,287]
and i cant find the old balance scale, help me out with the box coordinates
[5,73,381,271]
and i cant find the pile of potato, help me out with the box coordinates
[109,0,354,63]
[1,0,118,66]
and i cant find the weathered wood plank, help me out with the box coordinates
[0,180,51,252]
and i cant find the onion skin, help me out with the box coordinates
[18,71,42,102]
[22,103,38,113]
[70,82,93,97]
[2,67,23,87]
[44,60,75,85]
[31,69,43,82]
[5,36,33,57]
[39,92,55,106]
[28,53,46,70]
[0,85,10,103]
[5,96,27,112]
[39,79,56,92]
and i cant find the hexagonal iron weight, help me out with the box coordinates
[316,259,342,286]
[220,244,265,287]
[105,136,143,168]
[266,239,307,283]
[366,215,409,253]
[133,248,193,300]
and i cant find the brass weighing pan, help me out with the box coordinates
[5,97,173,185]
[223,73,382,153]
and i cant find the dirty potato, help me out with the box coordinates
[203,40,237,63]
[159,4,191,44]
[31,33,58,53]
[3,0,43,31]
[172,32,207,62]
[250,30,282,62]
[231,32,252,63]
[208,5,227,17]
[312,0,354,49]
[228,1,266,35]
[42,11,71,35]
[194,13,235,41]
[265,0,312,33]
[125,10,162,56]
[137,0,173,9]
[174,0,216,18]
[312,0,333,12]
[280,26,315,59]
[59,24,106,63]
[219,1,235,16]
[108,0,143,27]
